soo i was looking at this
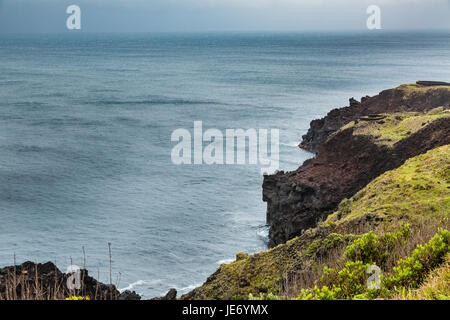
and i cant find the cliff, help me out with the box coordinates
[183,145,450,300]
[299,82,450,152]
[264,107,450,247]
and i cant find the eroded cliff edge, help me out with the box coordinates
[263,83,450,248]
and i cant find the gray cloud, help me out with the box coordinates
[0,0,448,33]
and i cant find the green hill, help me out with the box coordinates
[183,144,450,300]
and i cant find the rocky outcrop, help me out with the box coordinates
[151,288,177,300]
[416,81,450,86]
[264,109,450,247]
[299,83,450,152]
[0,261,140,300]
[118,290,142,300]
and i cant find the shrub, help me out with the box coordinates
[294,286,342,300]
[306,228,449,300]
[383,229,449,290]
[345,224,411,266]
[248,292,281,300]
[64,296,90,300]
[318,261,372,299]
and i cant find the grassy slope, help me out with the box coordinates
[327,143,450,224]
[338,107,450,147]
[184,144,450,300]
[397,83,450,95]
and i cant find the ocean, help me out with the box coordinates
[0,31,449,298]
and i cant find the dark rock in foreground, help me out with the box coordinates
[0,261,140,300]
[118,290,141,300]
[151,288,177,300]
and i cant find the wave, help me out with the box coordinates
[29,118,107,127]
[173,283,203,293]
[119,279,162,292]
[256,225,269,244]
[119,280,147,292]
[11,101,48,107]
[120,281,202,296]
[280,141,300,147]
[0,80,26,86]
[217,258,234,265]
[0,144,56,154]
[12,145,47,153]
[84,97,222,106]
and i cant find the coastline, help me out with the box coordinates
[1,81,449,300]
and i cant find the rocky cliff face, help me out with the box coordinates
[263,106,450,247]
[299,83,450,152]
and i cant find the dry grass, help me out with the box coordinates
[0,267,120,300]
[0,263,70,300]
[0,245,122,300]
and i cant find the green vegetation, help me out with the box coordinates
[294,285,343,300]
[327,144,450,224]
[339,108,450,147]
[64,296,91,300]
[344,225,411,266]
[249,292,281,300]
[383,229,450,290]
[395,254,450,300]
[185,144,450,300]
[295,228,449,300]
[307,233,357,258]
[397,83,450,96]
[188,237,304,299]
[250,228,449,300]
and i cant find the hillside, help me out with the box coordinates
[183,144,449,300]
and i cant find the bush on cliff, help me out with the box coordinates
[250,228,449,300]
[395,254,450,300]
[295,228,449,300]
[344,225,411,266]
[383,229,450,291]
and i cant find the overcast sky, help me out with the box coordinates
[0,0,449,33]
